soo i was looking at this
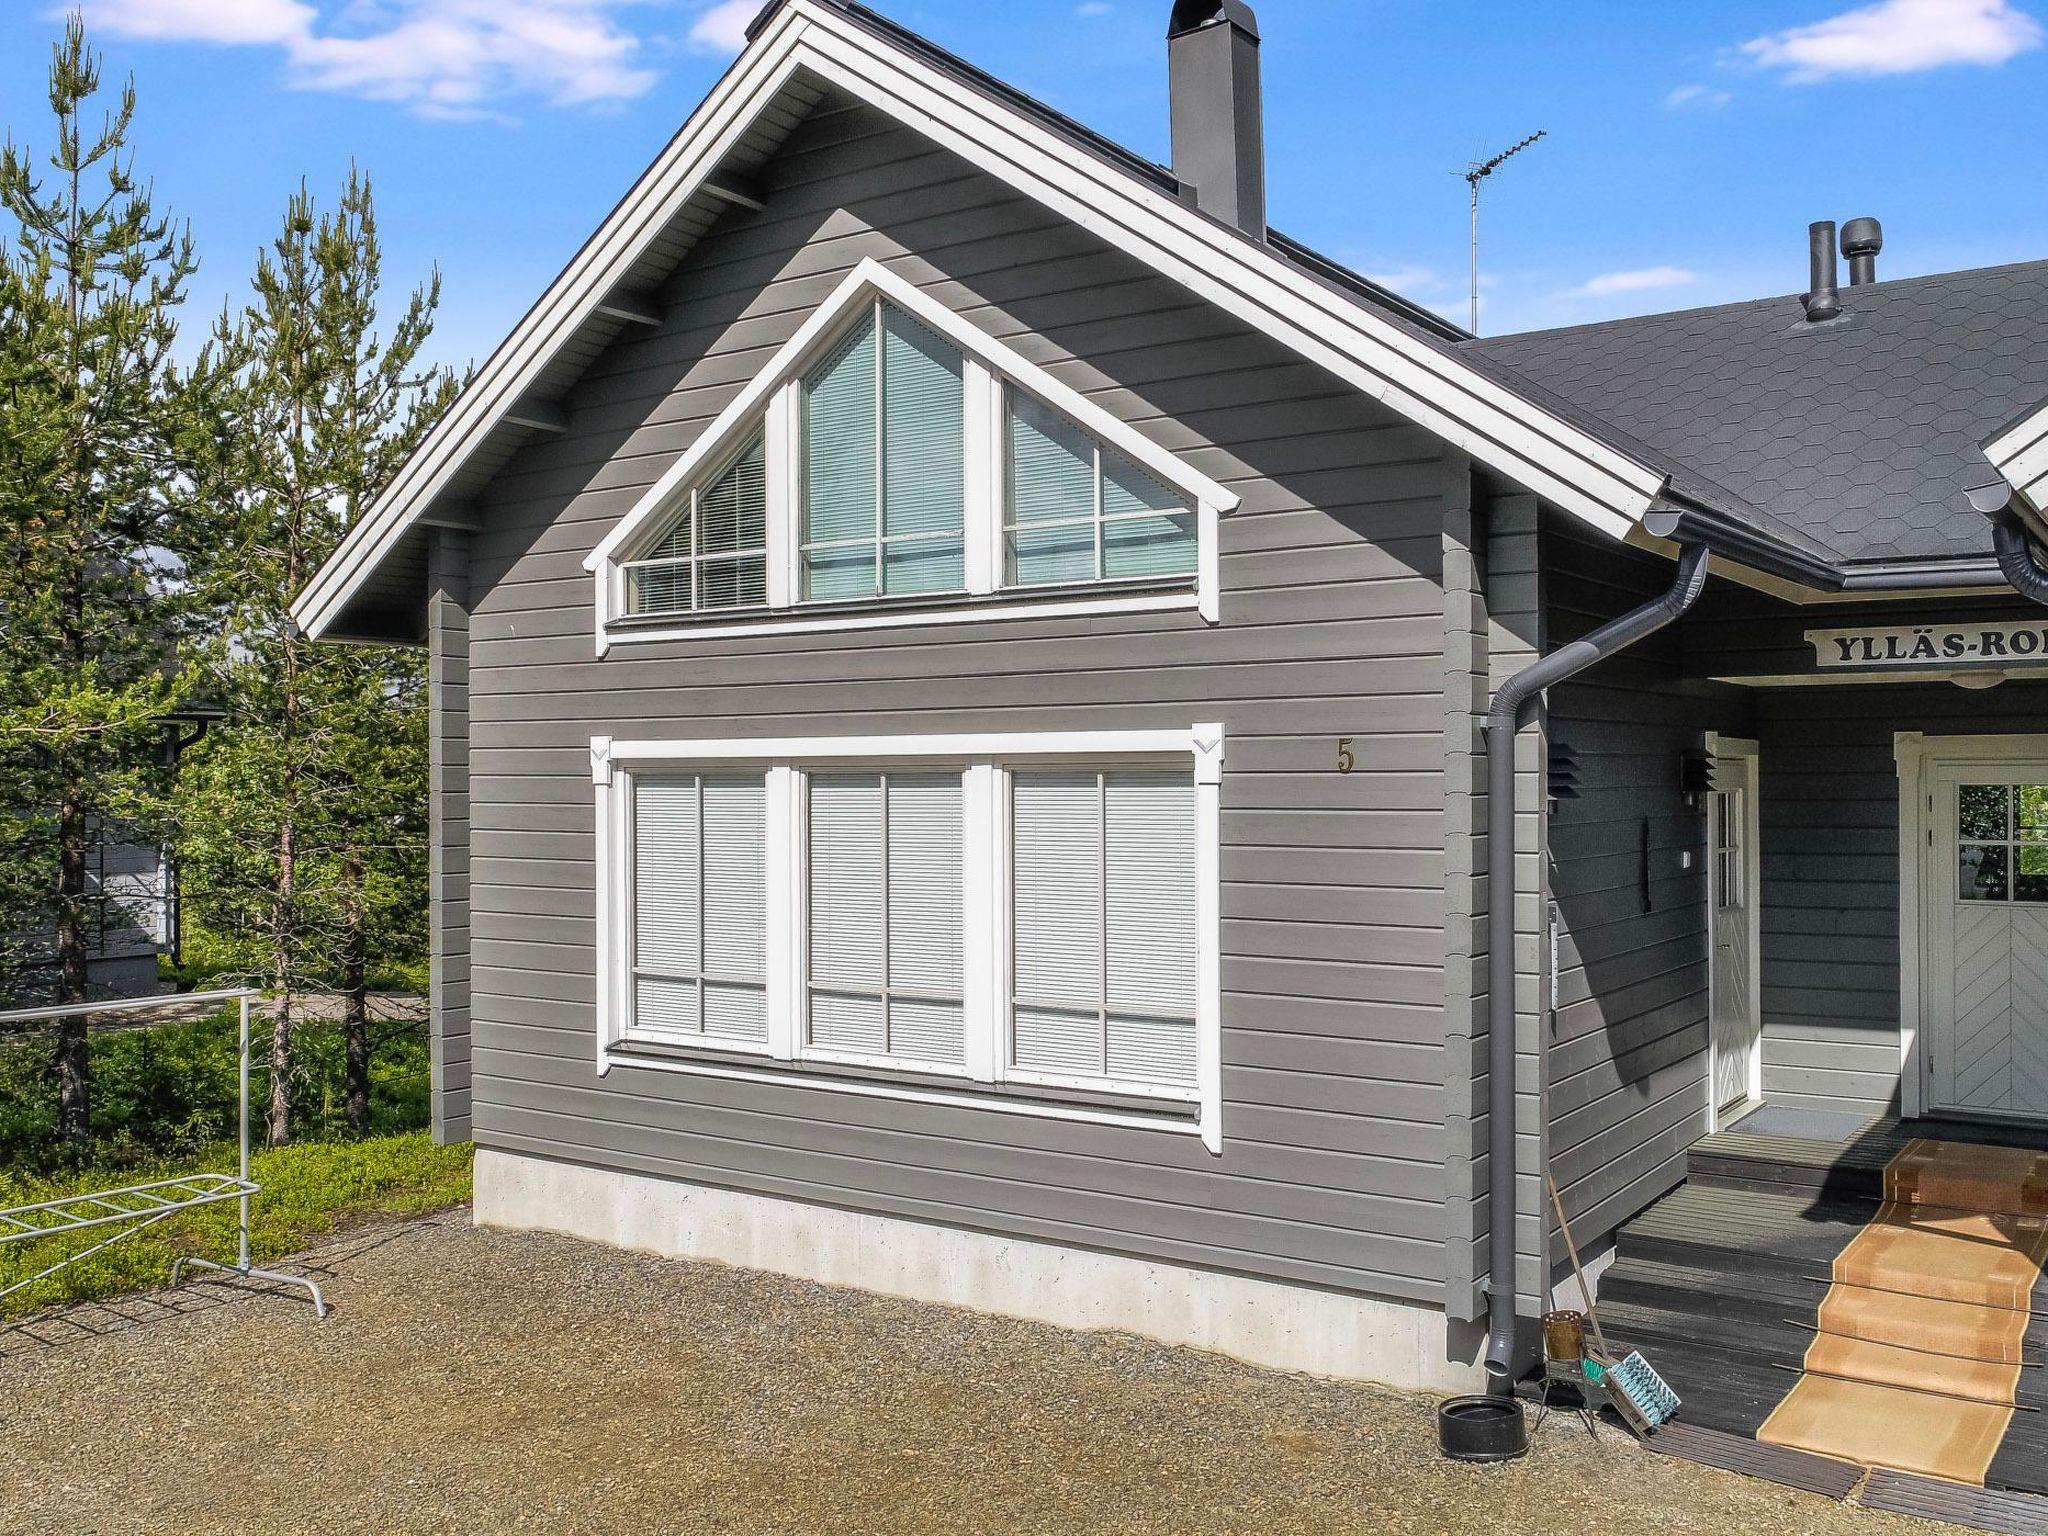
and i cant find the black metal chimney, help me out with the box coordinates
[1842,217,1883,285]
[1167,1,1265,238]
[1803,220,1841,322]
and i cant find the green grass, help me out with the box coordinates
[0,1132,473,1318]
[0,1002,431,1176]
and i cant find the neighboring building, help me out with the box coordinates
[297,0,2048,1462]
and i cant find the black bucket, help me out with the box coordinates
[1438,1394,1529,1463]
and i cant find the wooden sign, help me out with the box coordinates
[1807,622,2048,670]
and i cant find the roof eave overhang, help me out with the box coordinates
[293,0,1664,641]
[1645,492,2029,600]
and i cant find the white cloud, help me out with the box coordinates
[1740,0,2043,81]
[1075,2,1115,15]
[75,0,664,118]
[1572,266,1698,297]
[1666,82,1733,108]
[686,0,759,55]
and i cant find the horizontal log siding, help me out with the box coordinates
[459,97,1460,1303]
[1752,679,2048,1118]
[1542,524,1752,1255]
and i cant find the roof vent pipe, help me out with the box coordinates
[1804,220,1841,321]
[1167,1,1266,238]
[1842,217,1883,286]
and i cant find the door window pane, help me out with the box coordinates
[1960,844,2010,902]
[2017,845,2048,903]
[2020,786,2048,841]
[1960,784,2009,840]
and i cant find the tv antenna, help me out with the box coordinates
[1462,129,1547,335]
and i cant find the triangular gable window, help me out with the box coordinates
[625,434,768,615]
[588,259,1234,641]
[801,302,966,600]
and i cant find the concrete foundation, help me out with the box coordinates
[475,1147,1486,1394]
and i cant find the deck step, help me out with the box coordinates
[1613,1182,1872,1276]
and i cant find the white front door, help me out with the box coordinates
[1925,768,2048,1120]
[1709,742,1762,1119]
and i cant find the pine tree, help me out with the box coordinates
[179,168,453,1145]
[0,18,219,1144]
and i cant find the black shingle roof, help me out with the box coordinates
[777,1,2048,578]
[1469,261,2048,567]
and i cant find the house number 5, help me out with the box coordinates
[1336,738,1355,774]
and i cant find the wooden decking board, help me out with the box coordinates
[1860,1468,2048,1535]
[1651,1421,1864,1499]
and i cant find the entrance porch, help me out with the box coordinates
[1600,1113,2048,1501]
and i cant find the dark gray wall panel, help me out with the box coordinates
[1750,679,2048,1117]
[1542,523,1752,1256]
[458,96,1461,1306]
[429,529,473,1143]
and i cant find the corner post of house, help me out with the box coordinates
[428,526,474,1144]
[1439,452,1486,1323]
[1484,491,1550,1349]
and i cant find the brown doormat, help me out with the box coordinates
[1835,1204,2048,1310]
[1760,1376,2013,1486]
[1757,1138,2046,1487]
[1818,1283,2033,1364]
[1888,1139,2048,1217]
[1801,1333,2023,1405]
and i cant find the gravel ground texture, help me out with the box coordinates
[0,1210,1958,1536]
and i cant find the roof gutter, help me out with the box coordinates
[1481,540,1710,1385]
[1644,498,2014,593]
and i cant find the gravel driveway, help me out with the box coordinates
[0,1211,1952,1535]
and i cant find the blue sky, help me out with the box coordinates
[4,0,2045,374]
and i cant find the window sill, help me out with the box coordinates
[603,1036,1204,1136]
[601,578,1205,650]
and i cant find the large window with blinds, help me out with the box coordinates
[1011,770,1198,1088]
[594,266,1225,637]
[629,773,769,1044]
[601,728,1222,1140]
[806,771,965,1066]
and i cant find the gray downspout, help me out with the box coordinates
[1481,541,1711,1385]
[1992,512,2048,606]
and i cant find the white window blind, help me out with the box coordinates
[1011,768,1198,1086]
[806,770,966,1065]
[626,434,768,615]
[1005,391,1196,589]
[801,302,966,601]
[632,773,768,1043]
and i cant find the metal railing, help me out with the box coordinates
[0,988,328,1317]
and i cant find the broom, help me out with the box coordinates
[1547,1173,1680,1435]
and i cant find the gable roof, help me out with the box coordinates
[1469,260,2048,572]
[293,0,1668,641]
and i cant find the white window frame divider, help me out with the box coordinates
[592,726,1224,1151]
[584,259,1236,655]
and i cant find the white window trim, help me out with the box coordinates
[591,726,1224,1152]
[584,259,1236,655]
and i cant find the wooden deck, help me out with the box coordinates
[1599,1114,2048,1501]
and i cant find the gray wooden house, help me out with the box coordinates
[298,0,2048,1462]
